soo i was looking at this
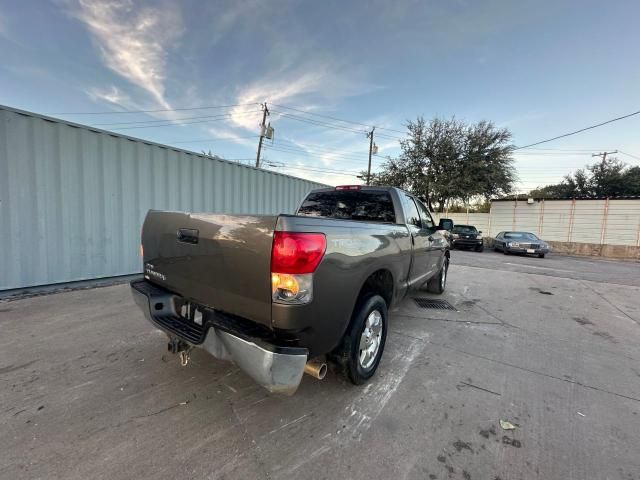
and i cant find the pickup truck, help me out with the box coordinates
[131,185,450,394]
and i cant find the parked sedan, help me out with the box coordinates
[493,231,550,258]
[451,225,484,252]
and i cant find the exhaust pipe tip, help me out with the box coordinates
[304,360,327,380]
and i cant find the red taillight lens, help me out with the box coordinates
[271,232,327,274]
[335,185,361,190]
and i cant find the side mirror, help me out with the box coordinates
[478,230,483,234]
[438,218,454,231]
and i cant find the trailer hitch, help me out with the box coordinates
[167,338,191,365]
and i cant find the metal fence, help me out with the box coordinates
[0,105,327,290]
[435,199,640,258]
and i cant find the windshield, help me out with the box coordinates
[504,232,539,240]
[452,225,477,234]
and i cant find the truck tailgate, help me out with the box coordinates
[141,211,278,328]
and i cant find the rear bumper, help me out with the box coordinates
[505,246,550,255]
[131,280,308,395]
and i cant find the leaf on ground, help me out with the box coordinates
[499,419,516,430]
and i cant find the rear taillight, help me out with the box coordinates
[335,185,361,190]
[271,232,326,304]
[271,232,326,274]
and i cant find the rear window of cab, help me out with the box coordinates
[298,190,396,223]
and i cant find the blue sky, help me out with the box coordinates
[1,0,639,189]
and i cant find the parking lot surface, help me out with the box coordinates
[1,251,639,480]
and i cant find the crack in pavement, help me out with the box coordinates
[394,312,503,326]
[0,359,39,375]
[457,381,501,396]
[430,341,640,404]
[580,280,639,326]
[454,263,640,288]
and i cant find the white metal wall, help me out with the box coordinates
[436,199,640,246]
[433,213,491,234]
[0,105,326,290]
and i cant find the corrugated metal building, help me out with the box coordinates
[0,105,326,291]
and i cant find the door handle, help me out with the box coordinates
[177,228,199,244]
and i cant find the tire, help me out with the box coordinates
[475,244,484,252]
[427,256,449,294]
[538,253,545,258]
[503,244,509,255]
[338,295,388,385]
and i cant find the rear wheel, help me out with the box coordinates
[338,295,388,385]
[427,256,449,294]
[538,253,545,258]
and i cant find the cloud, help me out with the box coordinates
[70,0,183,108]
[230,64,380,131]
[85,85,132,106]
[206,126,256,149]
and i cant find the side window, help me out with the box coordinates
[401,194,421,228]
[415,199,435,232]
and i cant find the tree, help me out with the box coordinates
[527,158,640,199]
[368,117,516,211]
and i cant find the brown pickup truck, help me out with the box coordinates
[131,185,450,394]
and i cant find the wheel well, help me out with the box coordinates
[356,269,394,308]
[329,269,394,364]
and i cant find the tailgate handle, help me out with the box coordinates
[177,228,199,244]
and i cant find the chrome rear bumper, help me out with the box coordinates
[131,280,308,395]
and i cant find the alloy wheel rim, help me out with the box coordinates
[359,310,383,369]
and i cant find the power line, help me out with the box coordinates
[265,163,361,177]
[515,109,640,150]
[618,150,640,161]
[521,147,617,152]
[272,112,405,143]
[276,137,374,156]
[47,102,260,115]
[265,147,357,173]
[169,135,258,144]
[271,103,407,134]
[264,144,382,168]
[263,145,373,168]
[273,112,367,135]
[266,142,369,162]
[107,111,260,130]
[91,110,260,126]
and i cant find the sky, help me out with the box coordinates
[1,0,639,190]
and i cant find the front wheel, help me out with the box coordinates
[338,295,388,385]
[427,256,449,294]
[475,244,484,252]
[538,253,545,258]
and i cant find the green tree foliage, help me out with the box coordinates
[528,158,640,199]
[368,117,515,211]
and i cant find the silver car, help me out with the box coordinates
[493,231,550,258]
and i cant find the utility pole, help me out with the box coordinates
[592,150,617,167]
[255,103,270,168]
[366,127,375,185]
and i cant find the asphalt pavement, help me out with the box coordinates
[1,250,639,480]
